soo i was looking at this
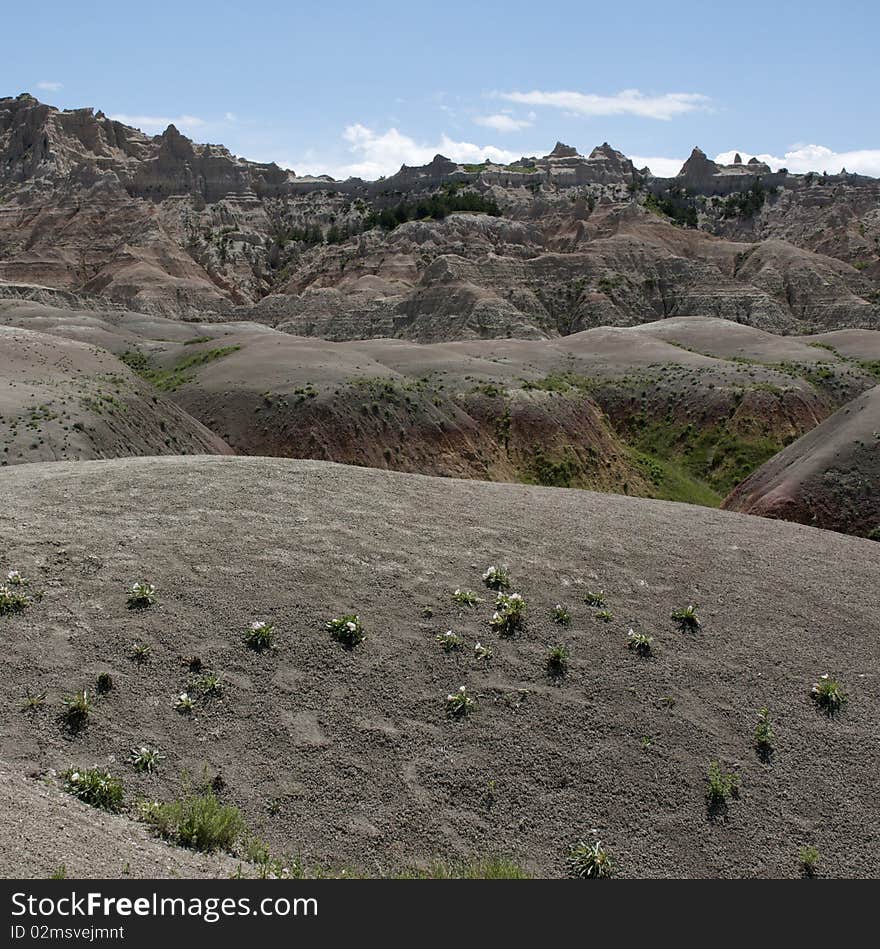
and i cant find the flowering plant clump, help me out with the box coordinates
[595,608,614,623]
[811,674,846,715]
[437,630,464,653]
[327,614,365,648]
[446,685,475,718]
[452,588,480,607]
[0,584,30,614]
[583,590,606,607]
[489,592,526,637]
[474,641,493,662]
[671,603,701,631]
[551,604,571,625]
[127,581,156,609]
[567,840,613,879]
[244,620,275,652]
[175,691,194,714]
[627,629,654,657]
[63,767,124,812]
[482,565,511,591]
[130,746,165,774]
[0,570,31,614]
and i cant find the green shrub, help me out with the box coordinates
[22,691,46,712]
[193,672,223,695]
[175,691,194,714]
[365,189,502,231]
[404,858,529,879]
[551,604,571,625]
[141,791,245,853]
[583,590,606,607]
[0,569,32,614]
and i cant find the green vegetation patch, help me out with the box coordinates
[629,448,722,507]
[526,446,584,488]
[626,417,783,499]
[120,346,241,392]
[365,188,501,231]
[645,191,698,227]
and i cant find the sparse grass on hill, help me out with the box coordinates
[120,346,240,392]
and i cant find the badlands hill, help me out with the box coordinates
[3,299,877,513]
[0,456,878,878]
[2,93,879,337]
[724,385,880,539]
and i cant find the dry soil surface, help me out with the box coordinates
[0,456,878,878]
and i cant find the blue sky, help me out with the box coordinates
[3,0,879,179]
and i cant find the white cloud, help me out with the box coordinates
[629,155,686,177]
[304,124,523,180]
[499,88,710,121]
[36,80,63,92]
[109,113,207,136]
[715,144,880,177]
[473,113,534,133]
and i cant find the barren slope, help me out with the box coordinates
[1,456,878,878]
[723,385,880,539]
